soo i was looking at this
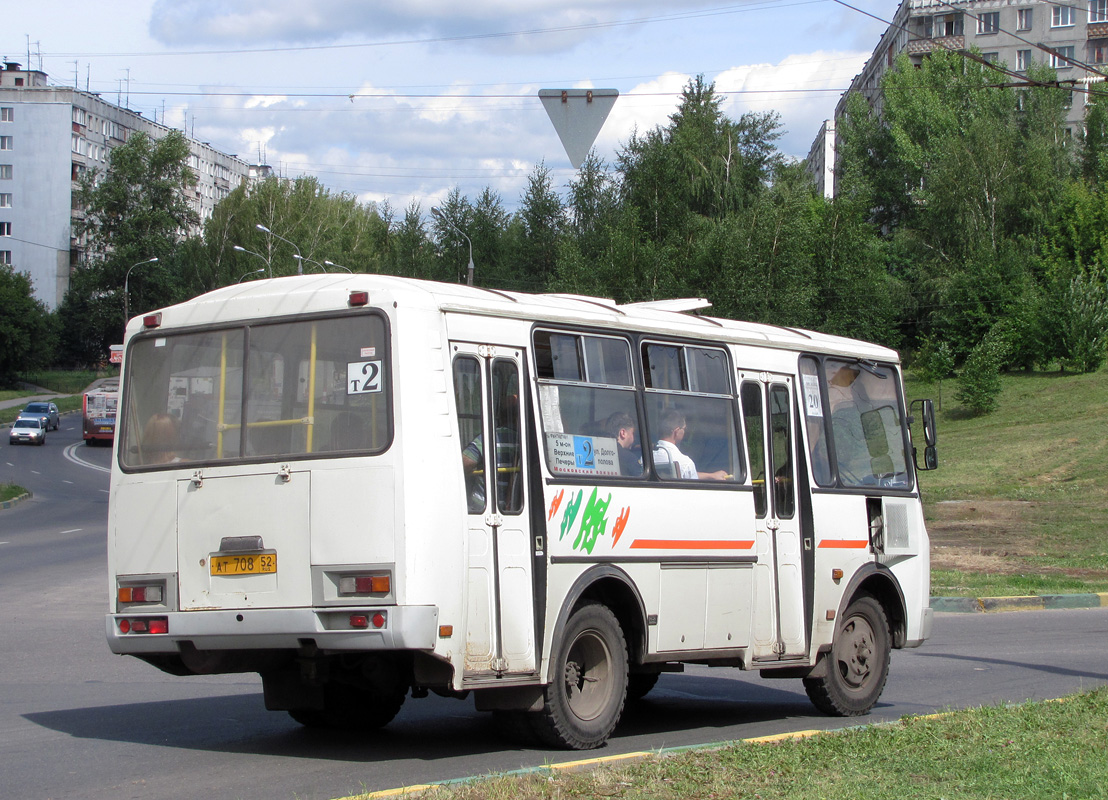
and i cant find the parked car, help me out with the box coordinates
[19,401,60,431]
[9,417,46,446]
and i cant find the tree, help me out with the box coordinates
[514,162,566,291]
[63,130,199,356]
[955,332,1008,416]
[0,266,55,382]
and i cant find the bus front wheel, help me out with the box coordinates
[803,595,890,716]
[532,603,628,750]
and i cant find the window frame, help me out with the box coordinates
[1017,7,1033,29]
[1052,4,1075,27]
[118,309,394,472]
[977,11,1000,34]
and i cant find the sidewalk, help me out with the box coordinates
[931,593,1108,613]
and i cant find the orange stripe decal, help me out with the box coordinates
[629,539,755,550]
[818,539,869,549]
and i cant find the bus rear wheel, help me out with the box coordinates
[804,595,890,716]
[531,603,627,750]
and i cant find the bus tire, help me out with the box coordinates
[803,595,890,716]
[532,602,627,750]
[288,679,407,731]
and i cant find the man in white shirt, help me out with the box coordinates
[652,409,728,481]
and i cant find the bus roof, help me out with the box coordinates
[126,274,900,362]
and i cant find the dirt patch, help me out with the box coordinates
[927,499,1041,575]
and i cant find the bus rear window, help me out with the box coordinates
[120,314,391,468]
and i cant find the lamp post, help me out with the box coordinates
[324,260,354,273]
[233,244,271,277]
[293,254,328,273]
[256,223,303,275]
[431,207,474,286]
[238,268,265,283]
[124,256,158,328]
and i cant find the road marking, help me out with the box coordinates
[63,442,110,474]
[31,470,41,475]
[61,528,82,534]
[62,479,73,484]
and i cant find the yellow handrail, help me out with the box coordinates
[216,333,228,459]
[306,324,317,452]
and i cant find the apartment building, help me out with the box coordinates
[0,62,255,309]
[809,0,1107,197]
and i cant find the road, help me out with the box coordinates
[2,418,1107,800]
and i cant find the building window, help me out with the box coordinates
[0,107,12,122]
[0,194,11,208]
[1017,8,1033,29]
[1017,49,1033,70]
[1051,45,1076,68]
[0,165,10,180]
[983,52,1000,63]
[1052,4,1075,26]
[978,12,1000,33]
[0,251,10,265]
[1092,40,1108,63]
[0,137,11,151]
[0,222,10,237]
[1092,0,1108,22]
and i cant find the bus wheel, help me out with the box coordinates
[288,679,407,731]
[804,595,890,716]
[532,603,627,750]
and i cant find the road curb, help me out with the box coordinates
[0,490,32,510]
[931,593,1108,613]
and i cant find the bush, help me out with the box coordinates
[956,334,1007,415]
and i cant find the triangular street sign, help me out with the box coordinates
[539,88,619,169]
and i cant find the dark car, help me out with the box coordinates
[9,417,46,446]
[19,401,60,431]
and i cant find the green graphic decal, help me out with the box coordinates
[573,487,612,555]
[559,489,584,541]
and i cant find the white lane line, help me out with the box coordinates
[61,528,82,534]
[62,480,74,484]
[63,442,111,474]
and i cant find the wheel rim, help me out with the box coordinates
[834,614,876,691]
[563,627,613,722]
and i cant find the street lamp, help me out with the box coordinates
[324,260,354,274]
[238,268,265,283]
[233,244,271,277]
[293,254,328,273]
[256,223,303,275]
[124,256,159,327]
[431,207,474,286]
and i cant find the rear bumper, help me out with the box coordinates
[106,604,439,655]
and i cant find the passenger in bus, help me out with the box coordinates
[605,412,642,476]
[652,409,728,481]
[142,413,180,464]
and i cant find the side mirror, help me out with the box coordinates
[910,399,938,471]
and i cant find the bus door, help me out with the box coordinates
[740,374,807,662]
[451,343,536,678]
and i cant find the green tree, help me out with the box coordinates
[1058,266,1108,373]
[514,162,566,291]
[955,332,1008,415]
[63,130,199,356]
[0,266,56,382]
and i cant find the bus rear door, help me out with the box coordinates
[452,343,536,678]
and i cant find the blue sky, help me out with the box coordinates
[4,0,891,213]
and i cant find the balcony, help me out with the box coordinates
[1089,22,1108,38]
[907,35,966,54]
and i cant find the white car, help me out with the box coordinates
[9,417,46,446]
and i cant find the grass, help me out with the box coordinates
[0,395,83,426]
[909,366,1108,597]
[0,484,27,503]
[364,688,1108,800]
[18,369,112,394]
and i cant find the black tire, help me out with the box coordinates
[288,678,407,731]
[626,671,660,702]
[531,603,627,750]
[804,595,891,716]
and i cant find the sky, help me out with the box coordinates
[2,0,893,214]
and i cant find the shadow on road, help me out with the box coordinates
[23,673,850,762]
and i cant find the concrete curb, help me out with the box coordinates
[0,490,32,510]
[931,593,1108,613]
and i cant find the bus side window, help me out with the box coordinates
[453,356,486,514]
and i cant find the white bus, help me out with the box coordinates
[83,383,119,444]
[106,275,936,749]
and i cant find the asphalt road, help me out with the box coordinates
[2,419,1107,800]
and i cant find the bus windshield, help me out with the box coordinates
[119,314,391,469]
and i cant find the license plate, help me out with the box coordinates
[210,552,277,576]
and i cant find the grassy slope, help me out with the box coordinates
[910,368,1108,595]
